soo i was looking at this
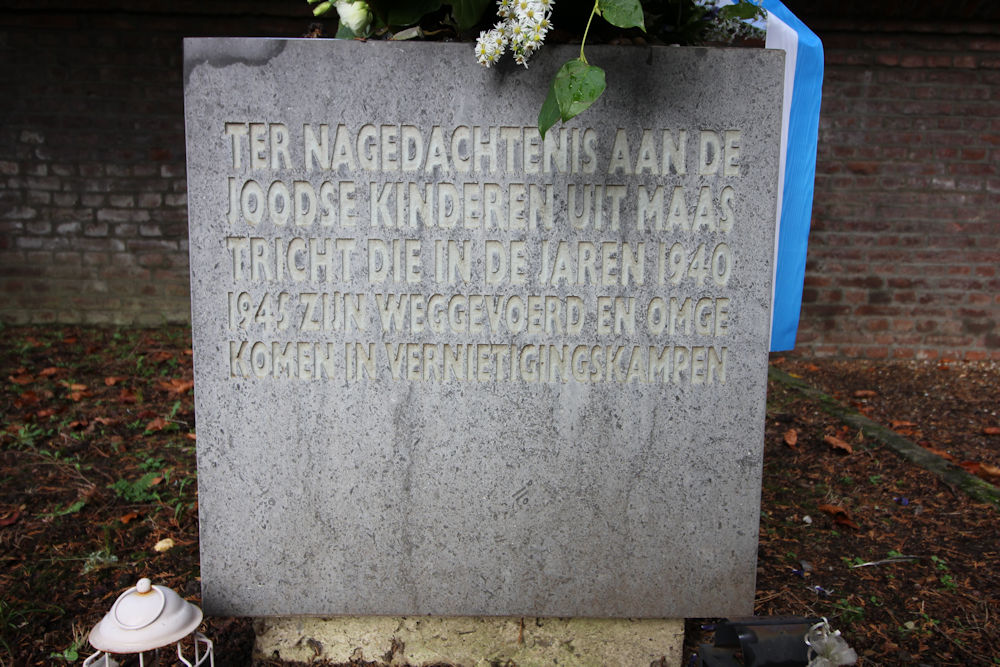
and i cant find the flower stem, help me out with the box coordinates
[581,0,599,64]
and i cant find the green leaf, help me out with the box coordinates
[41,499,86,519]
[59,499,86,515]
[597,0,645,31]
[720,1,765,21]
[554,59,607,123]
[449,0,492,31]
[538,82,561,139]
[335,22,357,39]
[385,0,443,26]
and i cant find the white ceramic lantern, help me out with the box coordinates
[83,578,213,667]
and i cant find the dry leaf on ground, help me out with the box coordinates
[824,434,853,454]
[156,378,194,394]
[818,503,860,530]
[145,416,168,432]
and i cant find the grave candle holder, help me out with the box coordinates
[82,577,213,667]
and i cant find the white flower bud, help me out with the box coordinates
[335,1,372,35]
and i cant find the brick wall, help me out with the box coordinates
[0,2,310,324]
[786,13,1000,359]
[2,2,999,358]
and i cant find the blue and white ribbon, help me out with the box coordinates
[713,0,824,351]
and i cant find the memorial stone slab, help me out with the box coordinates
[184,38,783,618]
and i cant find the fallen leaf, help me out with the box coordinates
[14,391,40,407]
[36,408,57,419]
[835,515,861,530]
[784,429,798,447]
[39,367,60,377]
[926,446,955,462]
[156,378,194,395]
[62,336,78,344]
[117,388,137,404]
[0,509,21,527]
[8,374,34,385]
[965,462,1000,484]
[104,376,128,386]
[854,390,878,398]
[59,381,90,401]
[818,503,860,530]
[93,416,117,426]
[818,503,848,516]
[824,434,853,454]
[149,476,163,486]
[145,417,168,432]
[67,419,88,430]
[120,511,139,524]
[152,351,174,363]
[186,432,197,441]
[891,420,917,429]
[154,538,175,553]
[805,363,820,372]
[984,426,1000,436]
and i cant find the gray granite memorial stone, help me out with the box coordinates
[184,38,783,618]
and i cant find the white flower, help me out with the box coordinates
[497,0,515,19]
[490,23,509,48]
[476,0,552,69]
[476,30,503,67]
[515,0,546,23]
[334,0,371,35]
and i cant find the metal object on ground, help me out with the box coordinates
[698,616,822,667]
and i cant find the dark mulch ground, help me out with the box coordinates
[2,326,998,665]
[739,356,1000,665]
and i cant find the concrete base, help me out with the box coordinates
[253,616,685,666]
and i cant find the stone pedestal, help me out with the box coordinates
[254,616,684,666]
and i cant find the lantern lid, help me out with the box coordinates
[89,578,203,653]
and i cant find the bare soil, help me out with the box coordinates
[2,327,998,665]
